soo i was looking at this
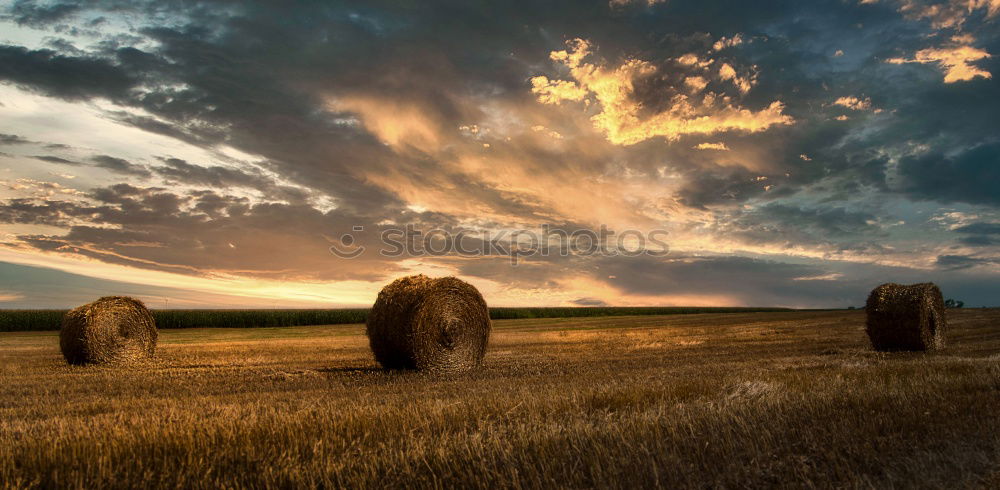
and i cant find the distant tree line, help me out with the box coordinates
[944,299,964,308]
[0,306,795,332]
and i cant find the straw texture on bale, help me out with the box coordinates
[59,296,158,365]
[865,282,947,351]
[366,275,491,372]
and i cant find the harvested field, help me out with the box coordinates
[2,309,999,488]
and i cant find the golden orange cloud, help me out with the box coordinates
[832,96,873,110]
[684,76,710,93]
[713,34,744,51]
[329,89,697,230]
[693,142,730,151]
[328,95,445,153]
[532,39,793,146]
[895,0,1000,29]
[879,1,996,83]
[530,76,589,104]
[888,44,992,82]
[718,63,753,94]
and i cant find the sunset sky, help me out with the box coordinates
[1,0,998,308]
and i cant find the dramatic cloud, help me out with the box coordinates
[898,142,1000,206]
[694,142,730,151]
[0,0,997,307]
[31,155,77,165]
[713,34,744,51]
[833,96,873,110]
[530,77,588,104]
[6,1,82,27]
[0,133,31,145]
[954,222,1000,246]
[0,183,409,281]
[888,43,992,82]
[0,45,137,99]
[91,155,152,177]
[895,0,1000,29]
[877,1,997,83]
[532,39,794,145]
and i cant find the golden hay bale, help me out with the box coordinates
[366,275,491,372]
[865,282,946,351]
[59,296,158,365]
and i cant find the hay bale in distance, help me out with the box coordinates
[59,296,158,365]
[366,275,491,372]
[865,282,946,351]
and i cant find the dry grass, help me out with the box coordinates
[2,309,999,488]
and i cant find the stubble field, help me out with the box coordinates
[1,309,999,488]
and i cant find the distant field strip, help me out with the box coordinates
[0,306,794,332]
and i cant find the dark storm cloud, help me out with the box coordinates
[31,155,78,165]
[959,235,996,246]
[655,120,890,211]
[105,111,217,147]
[449,250,864,307]
[451,250,859,308]
[72,9,409,214]
[644,0,999,210]
[0,133,31,145]
[571,297,609,307]
[716,203,884,251]
[90,155,152,177]
[897,142,1000,207]
[955,223,1000,235]
[598,254,823,297]
[151,157,316,204]
[0,198,92,226]
[188,189,246,218]
[675,167,766,210]
[0,45,137,100]
[5,0,81,27]
[935,254,999,271]
[876,62,1000,144]
[153,157,265,189]
[953,222,1000,247]
[43,37,84,55]
[1,134,79,151]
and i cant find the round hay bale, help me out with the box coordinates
[366,275,491,372]
[865,282,946,351]
[59,296,158,365]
